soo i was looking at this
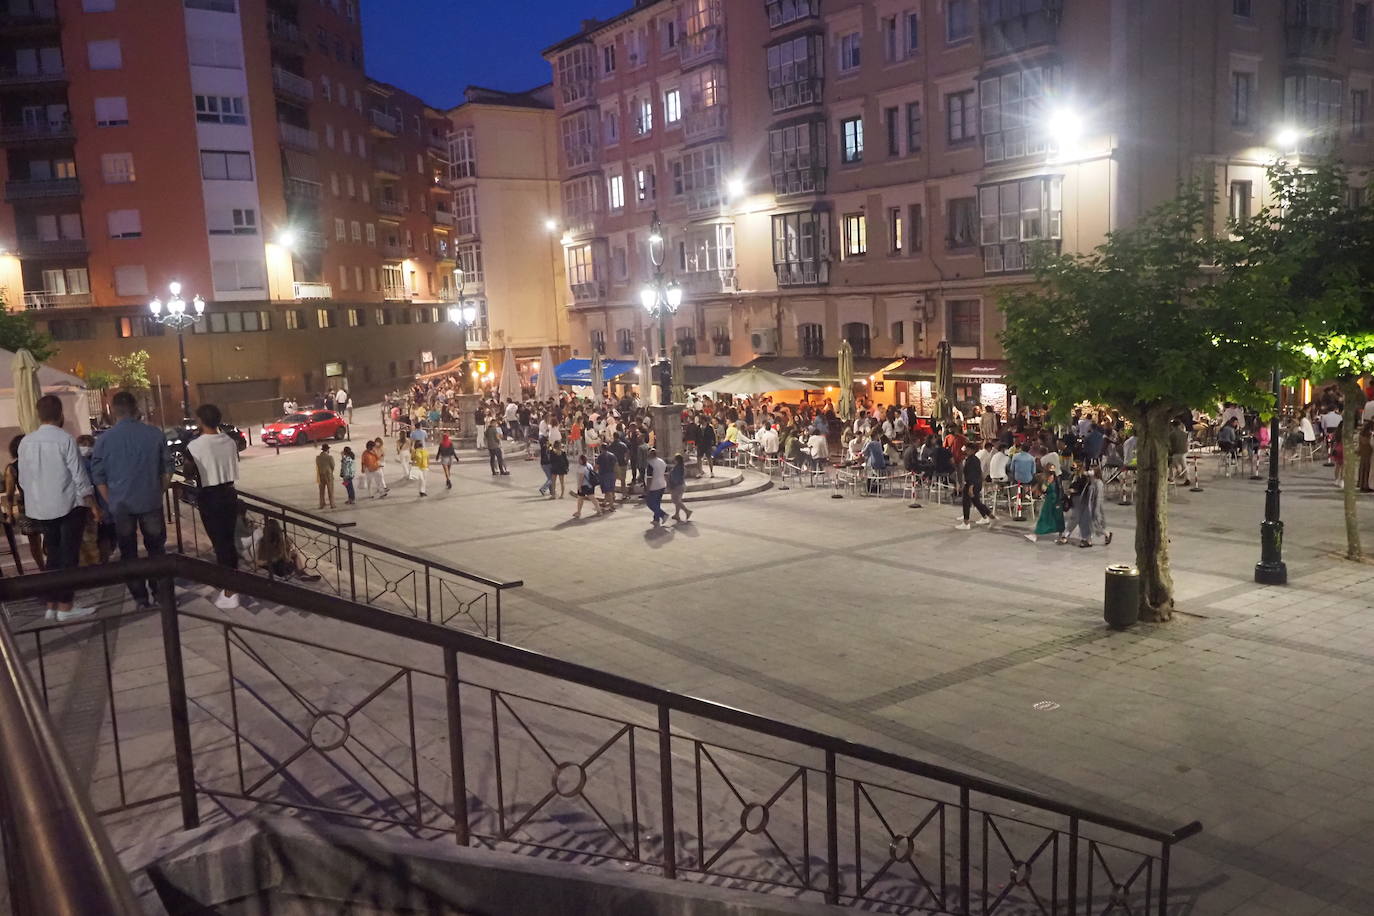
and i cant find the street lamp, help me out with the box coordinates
[148,281,206,422]
[639,212,683,406]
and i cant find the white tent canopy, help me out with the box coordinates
[0,348,92,436]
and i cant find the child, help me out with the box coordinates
[339,446,356,505]
[77,434,114,563]
[412,440,430,496]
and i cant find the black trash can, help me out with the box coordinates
[1104,565,1140,629]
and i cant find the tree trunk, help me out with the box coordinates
[1340,378,1366,561]
[1134,408,1176,621]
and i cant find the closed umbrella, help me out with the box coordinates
[497,346,520,402]
[590,350,605,404]
[638,347,653,403]
[670,344,686,404]
[13,348,40,433]
[836,341,856,423]
[690,366,820,396]
[933,340,953,424]
[534,345,557,400]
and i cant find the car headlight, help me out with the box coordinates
[280,428,296,437]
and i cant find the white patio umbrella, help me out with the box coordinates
[534,345,557,400]
[638,347,653,403]
[691,366,820,396]
[13,348,40,433]
[837,341,856,423]
[497,346,520,402]
[590,351,605,404]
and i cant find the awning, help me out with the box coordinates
[885,357,1008,384]
[553,358,637,385]
[418,357,465,381]
[743,356,903,386]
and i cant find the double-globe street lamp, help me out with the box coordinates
[148,281,206,422]
[638,212,683,406]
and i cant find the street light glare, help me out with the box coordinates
[544,219,557,232]
[168,281,182,297]
[639,287,657,310]
[727,177,746,199]
[1047,107,1083,144]
[277,228,297,249]
[1274,126,1301,150]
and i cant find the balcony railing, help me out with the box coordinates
[277,122,318,151]
[382,284,408,300]
[375,197,405,216]
[4,176,79,201]
[298,230,327,252]
[184,0,236,11]
[433,209,454,226]
[0,121,73,143]
[374,154,403,176]
[426,132,448,153]
[271,67,313,102]
[292,281,332,300]
[776,259,830,287]
[679,24,724,66]
[680,267,738,295]
[0,7,59,33]
[0,65,64,88]
[16,236,86,257]
[381,242,403,258]
[369,108,399,135]
[283,177,321,200]
[266,13,302,46]
[683,104,727,141]
[22,290,90,309]
[570,280,606,302]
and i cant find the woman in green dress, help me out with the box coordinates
[1025,467,1068,544]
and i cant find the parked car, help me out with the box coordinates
[261,410,348,446]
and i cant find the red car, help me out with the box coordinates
[262,410,348,446]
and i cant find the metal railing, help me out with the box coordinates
[277,121,319,151]
[369,109,399,135]
[292,281,332,300]
[15,236,86,256]
[167,481,520,640]
[0,556,1200,915]
[21,290,90,309]
[271,66,313,102]
[4,175,79,200]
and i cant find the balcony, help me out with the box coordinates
[283,177,321,201]
[369,109,398,136]
[771,165,826,197]
[373,153,403,178]
[433,209,454,226]
[4,176,78,201]
[558,79,595,109]
[679,24,724,66]
[570,280,606,303]
[680,267,738,296]
[277,121,318,151]
[292,281,332,300]
[770,78,823,114]
[683,104,727,142]
[271,67,313,103]
[16,236,86,257]
[381,242,403,259]
[382,284,408,300]
[426,132,449,154]
[687,186,725,215]
[266,13,302,48]
[0,120,73,144]
[982,6,1061,58]
[0,6,59,35]
[22,290,90,309]
[0,65,65,89]
[375,197,405,217]
[776,260,830,287]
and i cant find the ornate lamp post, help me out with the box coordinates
[148,281,206,422]
[448,268,478,395]
[1255,363,1288,584]
[638,212,683,406]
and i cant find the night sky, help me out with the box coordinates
[362,0,630,109]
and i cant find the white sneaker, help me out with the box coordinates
[955,522,973,530]
[214,591,241,610]
[56,606,96,623]
[976,516,994,527]
[44,609,57,622]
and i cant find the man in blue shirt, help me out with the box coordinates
[91,391,172,608]
[1009,447,1037,486]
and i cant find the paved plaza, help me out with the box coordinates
[209,410,1374,916]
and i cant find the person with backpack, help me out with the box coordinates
[572,454,603,518]
[668,452,692,522]
[339,446,357,505]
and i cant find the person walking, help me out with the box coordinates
[954,443,995,530]
[538,435,555,497]
[316,443,336,509]
[339,446,357,505]
[572,454,603,518]
[644,448,670,526]
[595,443,618,511]
[19,396,100,622]
[90,391,171,608]
[484,419,509,475]
[187,403,242,609]
[1025,467,1069,544]
[668,452,692,522]
[412,439,430,496]
[549,441,569,498]
[1074,466,1112,547]
[436,434,457,490]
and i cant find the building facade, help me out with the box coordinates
[0,0,465,424]
[445,84,569,389]
[545,0,1374,407]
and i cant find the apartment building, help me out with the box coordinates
[546,0,1374,409]
[0,0,464,423]
[445,84,569,386]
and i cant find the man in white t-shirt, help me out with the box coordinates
[187,403,242,609]
[335,387,351,421]
[988,443,1010,483]
[644,448,669,526]
[1040,449,1062,476]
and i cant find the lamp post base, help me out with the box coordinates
[1254,519,1287,585]
[649,404,685,473]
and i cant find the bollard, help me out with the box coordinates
[1188,456,1204,492]
[1012,484,1027,521]
[1104,565,1140,629]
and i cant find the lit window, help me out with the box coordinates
[840,116,863,163]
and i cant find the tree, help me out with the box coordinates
[86,368,116,422]
[1000,184,1277,621]
[0,307,57,363]
[109,350,151,391]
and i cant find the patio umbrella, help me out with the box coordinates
[933,340,953,424]
[690,366,820,396]
[670,344,686,404]
[638,346,653,403]
[497,346,520,402]
[13,348,40,433]
[836,341,856,422]
[590,350,605,403]
[534,345,557,400]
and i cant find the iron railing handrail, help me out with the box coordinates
[0,606,140,914]
[0,556,1198,850]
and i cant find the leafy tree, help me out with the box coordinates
[0,306,57,363]
[1001,184,1278,621]
[110,349,151,391]
[86,368,116,421]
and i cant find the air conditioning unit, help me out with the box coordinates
[751,328,779,355]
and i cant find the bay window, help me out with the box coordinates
[979,175,1062,273]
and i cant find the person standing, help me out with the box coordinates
[484,419,509,475]
[335,384,351,423]
[979,405,998,442]
[412,440,430,496]
[697,419,717,477]
[187,403,242,609]
[1074,467,1112,547]
[1358,420,1373,493]
[316,443,336,509]
[436,434,457,489]
[595,443,618,511]
[954,443,995,530]
[339,446,357,505]
[644,448,670,526]
[538,435,555,497]
[5,435,44,571]
[549,442,569,499]
[19,396,100,621]
[90,391,171,608]
[668,453,692,522]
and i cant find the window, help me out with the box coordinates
[635,165,656,203]
[1353,88,1369,139]
[948,197,977,249]
[609,173,626,209]
[905,10,920,55]
[978,177,1062,272]
[334,218,346,241]
[843,212,866,257]
[457,243,484,285]
[88,39,121,69]
[889,206,903,253]
[555,45,595,105]
[284,309,302,330]
[316,308,337,329]
[320,75,331,101]
[946,0,972,42]
[350,220,362,243]
[117,316,168,338]
[206,208,256,235]
[1229,180,1253,225]
[799,323,824,357]
[767,33,824,113]
[840,116,863,163]
[47,319,93,342]
[455,187,477,235]
[617,328,634,356]
[365,223,376,246]
[772,210,830,286]
[590,329,605,354]
[1233,0,1253,16]
[1357,3,1373,44]
[1284,73,1344,141]
[947,89,976,144]
[711,324,731,356]
[187,35,240,68]
[891,321,905,346]
[100,152,134,183]
[113,265,147,296]
[885,106,901,155]
[675,326,697,356]
[41,267,88,297]
[1232,72,1253,127]
[601,43,616,76]
[94,96,128,127]
[906,102,923,154]
[451,127,475,178]
[842,322,871,357]
[210,260,264,290]
[980,68,1055,162]
[200,150,252,180]
[882,16,898,62]
[559,109,596,169]
[949,300,979,348]
[838,31,861,74]
[194,95,246,125]
[337,265,348,292]
[664,88,682,124]
[634,96,653,135]
[768,120,827,194]
[602,110,620,146]
[909,204,924,252]
[767,0,818,27]
[674,143,724,208]
[107,209,141,239]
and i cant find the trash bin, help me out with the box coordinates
[1104,565,1140,629]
